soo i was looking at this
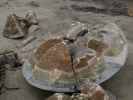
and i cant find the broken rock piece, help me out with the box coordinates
[25,10,39,25]
[33,38,74,82]
[88,39,108,56]
[79,81,109,100]
[72,47,98,81]
[73,48,96,69]
[80,83,104,100]
[46,93,70,100]
[3,13,30,39]
[66,22,88,41]
[36,39,72,72]
[71,93,88,100]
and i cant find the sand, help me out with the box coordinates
[0,0,133,100]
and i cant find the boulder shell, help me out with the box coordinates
[23,22,127,92]
[33,39,74,83]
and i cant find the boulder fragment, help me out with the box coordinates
[69,81,109,100]
[36,39,72,72]
[80,82,107,100]
[33,38,73,82]
[66,22,88,42]
[46,93,70,100]
[25,10,39,25]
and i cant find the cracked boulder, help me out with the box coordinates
[32,34,109,84]
[31,21,110,84]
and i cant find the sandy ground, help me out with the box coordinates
[0,0,133,100]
